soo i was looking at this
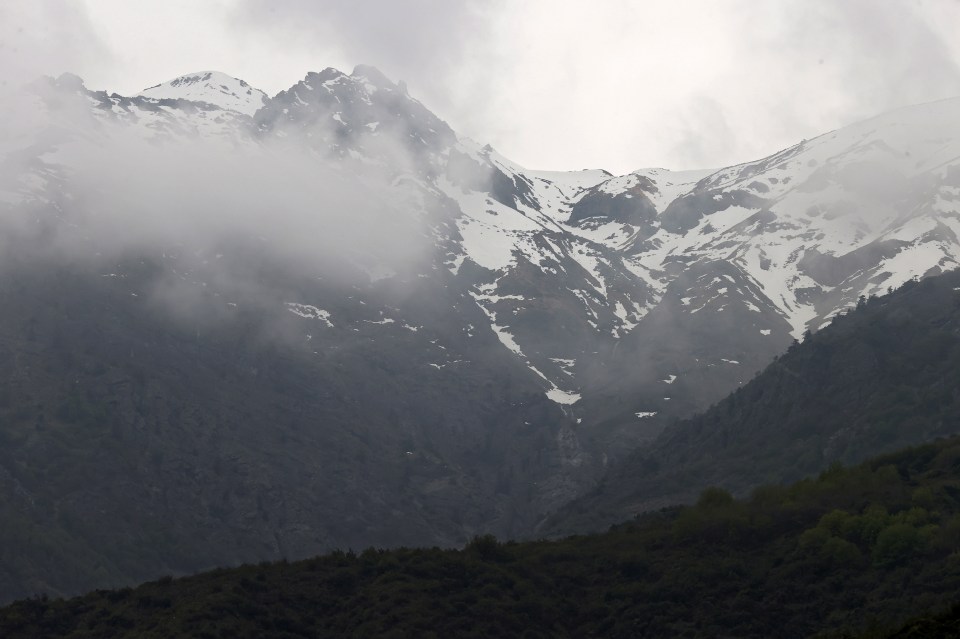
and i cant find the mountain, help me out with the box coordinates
[140,71,268,116]
[3,436,960,638]
[544,268,960,535]
[569,97,960,437]
[0,65,959,601]
[0,70,592,602]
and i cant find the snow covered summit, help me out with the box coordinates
[140,71,267,116]
[17,66,960,427]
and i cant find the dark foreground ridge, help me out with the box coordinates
[872,601,960,638]
[2,437,960,638]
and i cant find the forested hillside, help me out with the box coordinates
[867,601,960,638]
[0,249,575,603]
[2,437,960,638]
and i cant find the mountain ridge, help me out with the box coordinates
[0,64,959,601]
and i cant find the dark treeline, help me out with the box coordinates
[2,436,960,638]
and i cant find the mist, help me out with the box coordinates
[0,71,440,337]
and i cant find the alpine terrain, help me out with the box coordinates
[0,65,959,601]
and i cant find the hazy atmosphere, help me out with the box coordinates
[3,0,960,173]
[4,2,960,636]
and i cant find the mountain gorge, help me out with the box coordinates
[1,65,959,601]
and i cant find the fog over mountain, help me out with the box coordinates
[5,1,960,173]
[2,74,426,270]
[0,60,959,603]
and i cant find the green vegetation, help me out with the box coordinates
[3,436,960,638]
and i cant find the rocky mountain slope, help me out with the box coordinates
[9,68,959,432]
[0,65,958,600]
[544,268,960,536]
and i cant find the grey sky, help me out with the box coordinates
[3,0,960,174]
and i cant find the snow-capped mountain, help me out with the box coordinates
[140,71,268,116]
[1,65,959,599]
[7,66,960,443]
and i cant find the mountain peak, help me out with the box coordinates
[350,65,397,90]
[139,71,267,116]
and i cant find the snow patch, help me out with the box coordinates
[546,388,581,405]
[285,303,334,327]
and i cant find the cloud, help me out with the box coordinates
[6,0,960,175]
[0,1,114,89]
[482,0,960,172]
[0,75,436,340]
[665,97,737,169]
[820,0,960,112]
[235,0,490,74]
[225,0,960,172]
[748,0,960,132]
[229,0,498,116]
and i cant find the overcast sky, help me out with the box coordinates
[3,0,960,174]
